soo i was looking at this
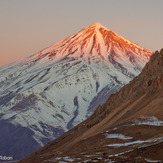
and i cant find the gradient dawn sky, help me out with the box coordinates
[0,0,163,66]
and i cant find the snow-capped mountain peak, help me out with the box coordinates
[0,22,153,160]
[31,22,151,65]
[84,22,111,32]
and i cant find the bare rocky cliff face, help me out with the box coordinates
[20,49,163,163]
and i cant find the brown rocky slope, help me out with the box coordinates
[20,49,163,162]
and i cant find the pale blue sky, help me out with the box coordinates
[0,0,163,66]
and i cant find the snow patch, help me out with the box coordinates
[144,158,161,163]
[133,116,163,126]
[105,133,132,140]
[108,149,134,157]
[106,137,163,147]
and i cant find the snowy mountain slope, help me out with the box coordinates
[20,49,163,163]
[0,22,152,159]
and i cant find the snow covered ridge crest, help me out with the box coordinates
[0,22,152,160]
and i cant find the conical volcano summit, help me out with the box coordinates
[33,22,151,65]
[0,23,152,160]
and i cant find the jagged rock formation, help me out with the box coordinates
[20,49,163,163]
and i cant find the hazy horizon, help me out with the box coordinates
[0,0,163,66]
